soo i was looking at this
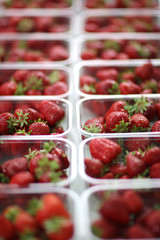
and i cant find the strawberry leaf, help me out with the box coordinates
[44,217,65,234]
[104,40,121,52]
[82,84,96,94]
[25,76,43,91]
[17,18,34,32]
[15,110,29,128]
[27,198,43,216]
[41,141,57,154]
[24,148,39,162]
[0,173,9,183]
[48,70,60,84]
[19,230,36,240]
[108,83,120,94]
[130,125,149,132]
[14,82,28,95]
[112,120,130,133]
[7,116,19,134]
[92,225,103,237]
[4,206,20,223]
[83,123,103,133]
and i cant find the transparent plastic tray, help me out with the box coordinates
[0,64,72,98]
[81,183,160,240]
[0,97,72,138]
[0,186,80,240]
[74,59,160,98]
[0,34,73,65]
[76,33,160,61]
[0,136,76,187]
[76,95,160,139]
[79,134,160,187]
[0,11,75,35]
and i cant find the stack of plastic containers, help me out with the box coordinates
[1,0,160,239]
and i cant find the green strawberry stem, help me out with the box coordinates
[83,123,103,133]
[44,217,65,234]
[27,198,43,216]
[112,120,130,133]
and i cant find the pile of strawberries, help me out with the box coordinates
[81,39,158,60]
[0,16,69,33]
[92,189,160,239]
[0,100,65,136]
[85,137,160,179]
[3,0,72,8]
[85,16,160,33]
[0,69,68,96]
[80,62,160,95]
[0,40,69,62]
[0,140,70,185]
[85,0,157,8]
[0,193,74,240]
[83,96,160,134]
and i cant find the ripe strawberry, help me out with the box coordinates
[25,70,49,86]
[0,101,13,114]
[144,210,160,236]
[151,120,160,132]
[40,100,64,126]
[11,133,30,156]
[9,171,35,186]
[135,62,153,80]
[105,100,127,118]
[0,112,15,135]
[125,137,151,151]
[81,49,97,60]
[80,75,97,87]
[156,103,160,119]
[84,116,105,126]
[150,163,160,178]
[95,68,118,81]
[119,82,141,94]
[0,81,17,95]
[0,215,15,240]
[92,100,109,116]
[12,69,29,82]
[100,193,130,225]
[121,71,135,82]
[14,107,43,125]
[95,79,119,95]
[101,49,117,59]
[126,152,146,177]
[126,224,155,238]
[51,147,70,169]
[143,147,160,166]
[110,163,128,176]
[28,122,50,135]
[44,82,68,95]
[89,138,121,164]
[83,122,106,134]
[85,158,104,177]
[34,17,53,31]
[100,172,114,179]
[105,111,130,133]
[130,113,150,131]
[122,190,144,214]
[48,45,68,61]
[1,157,28,178]
[26,89,42,95]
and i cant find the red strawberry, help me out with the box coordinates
[51,147,70,169]
[44,82,68,95]
[11,133,30,156]
[119,82,141,94]
[14,107,43,124]
[26,89,42,95]
[81,49,97,60]
[89,138,121,164]
[101,49,117,59]
[12,69,29,82]
[95,79,119,94]
[100,193,130,225]
[124,137,151,151]
[105,100,127,118]
[100,172,114,179]
[48,45,68,61]
[126,224,155,238]
[151,120,160,132]
[9,171,35,186]
[95,68,118,81]
[24,70,49,86]
[85,158,104,177]
[0,81,17,95]
[28,122,50,135]
[150,163,160,178]
[84,116,105,125]
[135,62,153,80]
[80,75,97,87]
[144,210,160,236]
[122,190,143,214]
[130,113,150,131]
[0,215,15,240]
[105,111,130,133]
[1,157,28,178]
[121,72,135,82]
[143,147,160,166]
[92,100,109,116]
[34,17,53,31]
[110,163,128,176]
[0,112,15,135]
[156,103,160,119]
[40,100,65,126]
[83,122,106,134]
[126,152,146,177]
[0,101,13,114]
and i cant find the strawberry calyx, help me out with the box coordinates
[142,80,158,93]
[0,45,5,57]
[27,198,43,217]
[25,148,39,162]
[153,204,160,210]
[14,83,28,95]
[136,168,150,178]
[7,116,19,134]
[4,206,21,223]
[83,123,104,133]
[15,110,29,128]
[18,40,27,49]
[25,76,43,91]
[131,42,150,58]
[82,84,96,94]
[0,173,9,183]
[124,96,151,116]
[19,230,36,240]
[48,70,60,84]
[40,141,57,154]
[44,217,66,234]
[130,125,149,132]
[104,40,121,52]
[108,83,120,94]
[35,157,62,182]
[92,225,103,237]
[112,120,130,133]
[17,18,34,32]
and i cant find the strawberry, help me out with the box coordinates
[92,100,109,116]
[126,224,155,238]
[105,111,130,133]
[81,49,97,60]
[126,152,146,177]
[40,100,64,126]
[83,122,106,134]
[0,81,17,95]
[44,82,68,95]
[85,158,104,177]
[100,172,114,179]
[34,17,53,31]
[150,163,160,178]
[0,215,15,240]
[119,82,141,94]
[121,71,135,82]
[125,137,151,151]
[144,210,160,236]
[100,193,130,225]
[105,100,127,118]
[130,113,150,131]
[89,138,121,164]
[95,79,119,94]
[9,171,35,186]
[14,108,43,125]
[0,112,15,135]
[28,122,50,135]
[80,75,97,87]
[110,163,128,176]
[122,190,144,214]
[11,133,30,156]
[151,120,160,132]
[95,68,118,81]
[24,70,49,87]
[143,147,160,166]
[84,116,105,125]
[51,147,70,169]
[156,103,160,119]
[101,49,117,59]
[12,69,29,82]
[135,62,153,80]
[0,157,28,178]
[48,45,69,61]
[0,101,13,114]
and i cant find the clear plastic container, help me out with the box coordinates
[0,186,80,239]
[76,95,160,139]
[79,134,160,187]
[0,136,76,187]
[0,97,72,138]
[0,64,72,98]
[74,60,160,98]
[0,12,75,35]
[81,183,160,240]
[0,35,73,65]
